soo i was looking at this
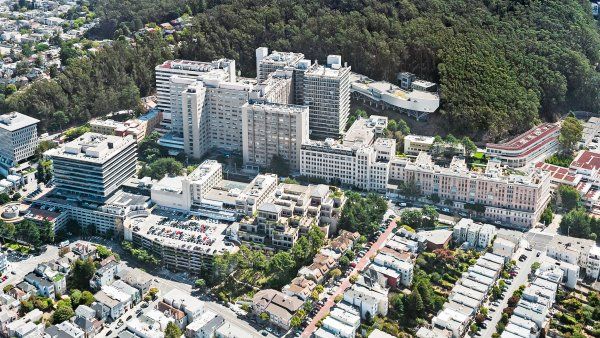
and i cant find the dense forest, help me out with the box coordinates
[85,0,207,38]
[3,33,172,131]
[176,0,600,140]
[3,0,600,140]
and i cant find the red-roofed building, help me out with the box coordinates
[534,162,581,186]
[486,123,560,167]
[570,151,600,181]
[23,206,68,233]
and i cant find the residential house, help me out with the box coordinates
[252,289,303,330]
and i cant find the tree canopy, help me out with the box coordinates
[176,0,600,140]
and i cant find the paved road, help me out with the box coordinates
[476,248,538,337]
[542,214,562,235]
[75,238,263,338]
[1,245,59,287]
[301,218,396,337]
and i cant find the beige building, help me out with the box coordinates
[403,135,435,155]
[300,116,394,192]
[242,102,309,170]
[237,183,344,249]
[396,152,551,228]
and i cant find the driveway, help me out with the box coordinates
[301,217,396,337]
[475,249,538,337]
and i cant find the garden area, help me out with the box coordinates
[360,248,481,336]
[550,290,600,337]
[211,226,325,303]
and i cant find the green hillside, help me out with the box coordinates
[4,0,600,140]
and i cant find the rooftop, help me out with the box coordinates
[570,150,600,171]
[0,112,39,132]
[128,213,237,257]
[46,132,135,164]
[486,123,559,151]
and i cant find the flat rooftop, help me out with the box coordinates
[128,212,237,256]
[47,132,134,164]
[0,112,39,132]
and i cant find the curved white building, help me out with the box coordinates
[350,73,440,120]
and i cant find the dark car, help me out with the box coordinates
[107,330,113,336]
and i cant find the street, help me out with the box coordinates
[475,248,539,338]
[1,245,59,287]
[301,215,396,338]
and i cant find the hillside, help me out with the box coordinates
[177,0,600,140]
[2,0,600,140]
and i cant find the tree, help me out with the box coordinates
[49,111,69,131]
[69,258,96,291]
[149,287,159,300]
[401,209,422,228]
[194,279,206,289]
[70,289,82,306]
[269,155,290,177]
[559,116,583,154]
[560,208,594,239]
[259,312,270,321]
[329,268,342,279]
[540,206,553,225]
[290,314,303,328]
[461,136,477,157]
[390,294,404,319]
[268,252,296,287]
[80,291,95,306]
[96,245,112,259]
[164,322,182,338]
[406,289,424,319]
[430,194,440,203]
[338,192,387,235]
[143,157,183,179]
[558,185,580,211]
[421,205,439,228]
[52,305,74,324]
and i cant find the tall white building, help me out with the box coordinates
[181,82,210,159]
[300,116,394,191]
[255,47,304,82]
[242,102,309,170]
[46,133,137,202]
[303,55,351,139]
[155,59,236,115]
[0,112,39,174]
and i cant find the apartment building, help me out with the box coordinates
[46,133,137,203]
[237,183,344,249]
[300,116,394,192]
[255,48,304,82]
[400,153,551,228]
[485,123,560,168]
[0,112,39,175]
[255,47,310,104]
[252,289,303,330]
[154,59,236,115]
[452,219,497,249]
[242,102,309,170]
[303,55,351,139]
[546,235,600,280]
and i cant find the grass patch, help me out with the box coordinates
[545,154,574,168]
